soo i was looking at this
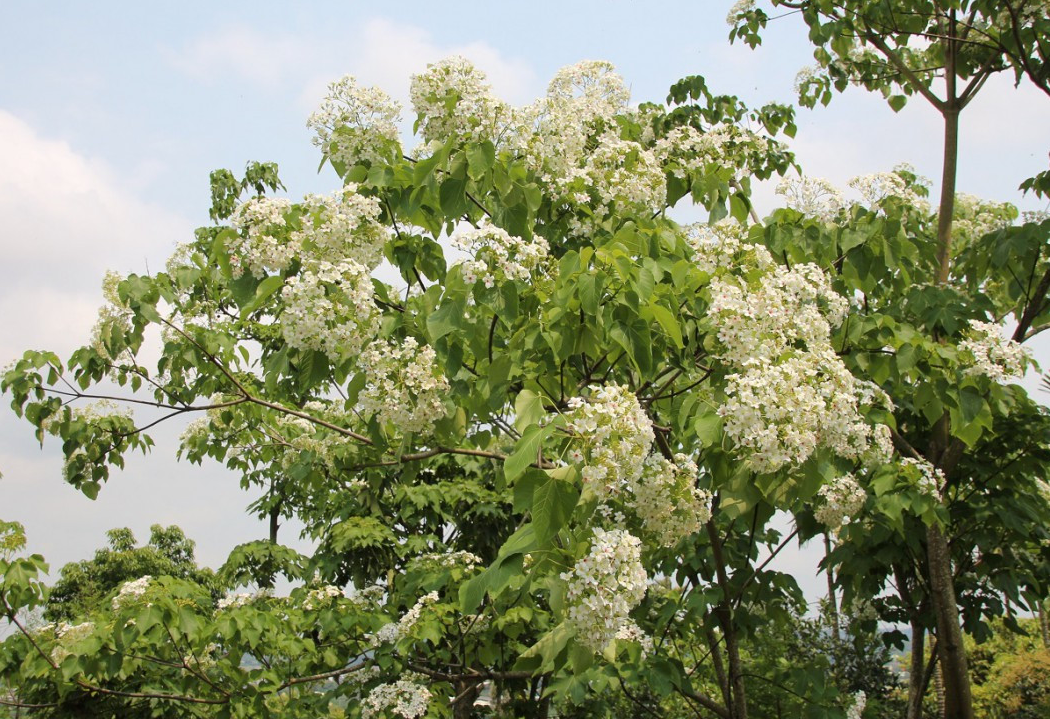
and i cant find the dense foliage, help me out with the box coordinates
[2,3,1049,717]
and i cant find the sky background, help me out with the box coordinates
[1,2,1048,600]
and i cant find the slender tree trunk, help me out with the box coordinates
[907,621,926,719]
[1040,601,1050,648]
[926,523,973,719]
[707,519,747,719]
[925,13,975,715]
[824,533,840,641]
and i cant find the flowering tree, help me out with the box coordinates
[729,2,1050,717]
[0,43,1047,719]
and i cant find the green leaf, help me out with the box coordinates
[239,275,285,319]
[514,390,546,432]
[515,622,572,672]
[695,412,723,447]
[888,95,907,112]
[648,302,684,349]
[532,470,580,544]
[426,295,466,341]
[504,424,555,482]
[467,141,495,179]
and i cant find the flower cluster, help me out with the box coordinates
[846,691,867,719]
[566,130,667,229]
[280,260,381,360]
[726,0,757,24]
[699,228,891,473]
[358,337,449,435]
[362,676,431,719]
[775,175,846,222]
[564,385,655,498]
[958,320,1030,382]
[563,528,648,653]
[719,349,892,473]
[518,61,630,187]
[216,589,272,611]
[814,474,867,530]
[112,575,152,611]
[951,193,1016,245]
[307,75,402,167]
[292,187,387,270]
[901,457,945,498]
[708,261,849,367]
[685,218,773,276]
[89,270,133,363]
[302,585,344,611]
[655,123,770,184]
[451,223,550,288]
[628,454,712,547]
[407,550,483,571]
[410,56,512,149]
[227,196,295,279]
[614,621,655,658]
[848,168,931,214]
[372,592,440,646]
[49,622,94,663]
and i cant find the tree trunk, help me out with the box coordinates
[926,523,973,719]
[824,533,840,641]
[907,622,926,719]
[1040,601,1050,648]
[707,519,747,719]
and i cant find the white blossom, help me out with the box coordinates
[371,592,439,646]
[112,575,152,611]
[776,175,846,222]
[362,675,431,719]
[280,260,381,360]
[308,75,402,167]
[359,337,449,435]
[227,196,296,279]
[410,56,514,148]
[564,384,655,499]
[451,222,550,287]
[628,454,712,547]
[958,320,1029,382]
[814,474,866,530]
[563,528,648,654]
[292,186,387,270]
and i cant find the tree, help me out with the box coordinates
[44,525,218,623]
[0,45,1046,719]
[730,3,1050,717]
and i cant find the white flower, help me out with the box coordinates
[814,474,866,530]
[308,75,402,167]
[628,454,712,547]
[358,337,450,436]
[362,675,431,719]
[280,260,381,360]
[112,575,152,611]
[563,528,648,654]
[958,320,1029,382]
[564,384,655,499]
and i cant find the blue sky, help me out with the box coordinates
[1,2,1048,596]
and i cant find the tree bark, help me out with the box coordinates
[823,533,840,641]
[706,519,747,719]
[926,523,973,719]
[907,621,926,719]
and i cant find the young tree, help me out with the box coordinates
[731,3,1050,716]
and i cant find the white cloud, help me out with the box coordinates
[166,18,539,117]
[0,110,192,363]
[165,27,316,88]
